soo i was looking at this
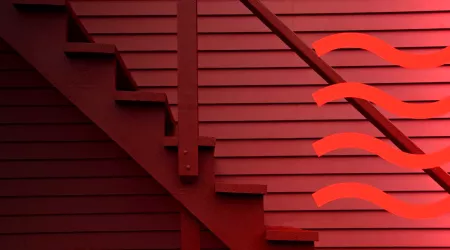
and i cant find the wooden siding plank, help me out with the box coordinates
[0,159,147,178]
[119,49,450,69]
[0,142,129,160]
[217,174,448,192]
[0,213,218,233]
[315,230,450,247]
[71,0,450,16]
[93,31,450,52]
[169,104,450,122]
[146,84,450,104]
[265,211,450,229]
[0,106,90,124]
[0,124,109,142]
[0,213,181,233]
[0,231,224,249]
[0,178,167,196]
[0,232,179,250]
[80,13,450,34]
[199,120,450,139]
[1,154,447,178]
[0,196,180,215]
[214,156,450,175]
[0,71,49,88]
[266,192,450,211]
[265,192,450,211]
[0,89,71,106]
[2,228,444,248]
[3,153,448,179]
[213,138,450,157]
[131,67,450,87]
[2,67,450,89]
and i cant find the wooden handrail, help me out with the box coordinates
[239,0,450,193]
[177,0,199,179]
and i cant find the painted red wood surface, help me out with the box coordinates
[22,0,450,248]
[0,38,226,250]
[177,0,199,178]
[181,209,201,250]
[1,2,307,248]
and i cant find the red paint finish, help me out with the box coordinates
[6,0,450,248]
[239,0,450,192]
[1,2,315,250]
[177,0,199,179]
[181,208,201,250]
[68,0,450,248]
[0,38,224,250]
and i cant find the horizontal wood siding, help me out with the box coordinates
[0,38,225,250]
[70,0,450,248]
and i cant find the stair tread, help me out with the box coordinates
[115,91,176,134]
[215,182,267,195]
[164,136,216,148]
[64,42,116,56]
[266,226,319,242]
[115,91,168,104]
[12,0,66,10]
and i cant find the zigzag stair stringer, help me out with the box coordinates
[0,1,318,249]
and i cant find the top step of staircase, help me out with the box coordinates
[12,0,66,11]
[13,1,138,91]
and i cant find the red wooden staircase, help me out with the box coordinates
[0,0,318,249]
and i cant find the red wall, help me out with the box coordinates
[0,38,225,250]
[70,0,450,248]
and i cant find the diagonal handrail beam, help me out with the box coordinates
[239,0,450,193]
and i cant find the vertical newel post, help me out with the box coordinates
[177,0,199,180]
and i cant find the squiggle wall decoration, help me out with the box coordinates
[311,32,450,219]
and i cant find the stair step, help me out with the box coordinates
[12,0,66,11]
[64,43,138,91]
[215,183,267,195]
[115,91,176,134]
[164,136,216,148]
[266,226,319,242]
[64,43,116,57]
[115,54,139,91]
[115,91,168,104]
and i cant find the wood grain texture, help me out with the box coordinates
[79,13,450,34]
[0,41,224,250]
[28,0,450,248]
[177,0,199,178]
